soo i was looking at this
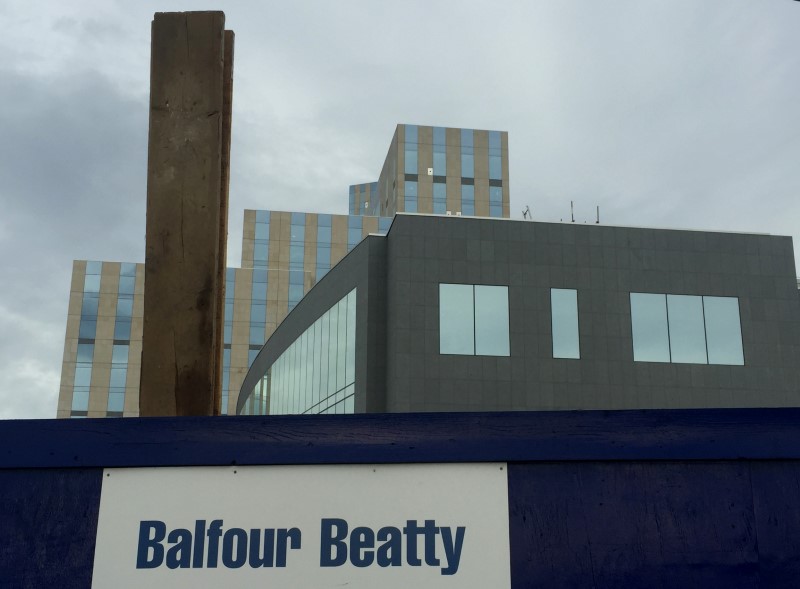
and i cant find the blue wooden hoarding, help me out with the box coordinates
[2,408,800,587]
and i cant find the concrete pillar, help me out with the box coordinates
[140,11,234,416]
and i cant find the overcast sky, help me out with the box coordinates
[0,1,798,419]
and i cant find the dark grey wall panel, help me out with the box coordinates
[385,215,800,412]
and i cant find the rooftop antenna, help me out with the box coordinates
[570,201,575,223]
[596,205,600,224]
[522,205,531,220]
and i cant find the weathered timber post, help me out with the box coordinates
[140,11,234,416]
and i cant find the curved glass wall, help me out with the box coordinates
[239,288,356,416]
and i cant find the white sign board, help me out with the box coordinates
[92,463,510,588]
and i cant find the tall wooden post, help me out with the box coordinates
[140,11,234,416]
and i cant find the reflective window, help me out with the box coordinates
[433,183,447,214]
[433,126,446,145]
[404,148,417,175]
[461,185,475,216]
[474,286,510,356]
[631,293,744,365]
[489,155,502,180]
[667,295,707,364]
[111,344,128,365]
[114,319,131,341]
[108,392,124,413]
[251,280,267,302]
[79,319,97,340]
[239,288,357,416]
[461,153,474,178]
[440,284,509,356]
[71,389,89,412]
[630,293,671,362]
[250,303,266,323]
[110,367,127,390]
[81,295,99,317]
[347,216,363,250]
[378,217,393,234]
[76,343,94,363]
[74,365,92,389]
[120,262,137,277]
[488,130,501,150]
[440,284,474,355]
[461,129,474,178]
[116,296,133,317]
[405,181,418,213]
[551,289,580,359]
[118,276,135,296]
[433,151,446,176]
[84,274,100,294]
[85,261,102,275]
[405,124,418,144]
[703,296,744,365]
[317,224,332,243]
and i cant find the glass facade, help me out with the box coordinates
[241,288,357,416]
[440,284,509,356]
[630,293,744,365]
[58,126,516,419]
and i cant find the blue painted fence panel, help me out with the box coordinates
[0,468,101,588]
[2,408,800,587]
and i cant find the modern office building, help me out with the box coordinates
[237,214,800,415]
[57,124,511,418]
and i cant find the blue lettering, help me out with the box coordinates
[136,520,166,569]
[166,528,192,569]
[192,520,206,568]
[376,526,402,567]
[350,526,375,567]
[440,526,466,576]
[320,518,348,567]
[206,520,223,568]
[222,528,248,568]
[276,528,301,567]
[249,529,275,568]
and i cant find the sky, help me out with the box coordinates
[0,1,798,419]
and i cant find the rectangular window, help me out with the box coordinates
[551,289,580,359]
[461,184,475,216]
[630,293,671,362]
[433,183,447,214]
[118,276,135,296]
[433,150,446,176]
[347,216,363,250]
[439,284,474,355]
[667,294,707,364]
[440,284,509,356]
[405,180,418,213]
[702,296,744,365]
[631,293,744,365]
[474,286,510,356]
[433,126,446,146]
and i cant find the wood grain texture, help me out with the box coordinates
[0,469,101,588]
[140,11,225,416]
[4,408,800,469]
